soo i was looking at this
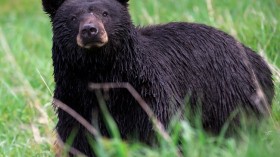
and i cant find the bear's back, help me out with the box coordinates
[136,22,273,123]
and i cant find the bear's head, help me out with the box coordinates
[42,0,131,49]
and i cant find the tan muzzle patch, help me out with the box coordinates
[76,17,108,49]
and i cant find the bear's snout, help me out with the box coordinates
[77,16,108,49]
[81,24,99,39]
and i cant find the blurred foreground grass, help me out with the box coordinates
[0,0,279,156]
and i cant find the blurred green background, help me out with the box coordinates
[0,0,279,156]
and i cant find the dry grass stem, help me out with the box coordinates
[89,82,172,142]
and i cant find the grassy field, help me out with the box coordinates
[0,0,279,156]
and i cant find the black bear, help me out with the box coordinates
[42,0,274,156]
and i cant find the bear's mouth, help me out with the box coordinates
[77,31,108,49]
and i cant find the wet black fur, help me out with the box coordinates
[42,0,274,156]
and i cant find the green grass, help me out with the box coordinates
[0,0,279,156]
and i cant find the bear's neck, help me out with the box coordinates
[101,26,140,78]
[54,25,140,82]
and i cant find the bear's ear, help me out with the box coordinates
[116,0,129,6]
[42,0,65,18]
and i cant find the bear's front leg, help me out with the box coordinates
[54,84,97,157]
[55,108,95,157]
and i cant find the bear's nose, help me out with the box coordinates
[81,24,98,39]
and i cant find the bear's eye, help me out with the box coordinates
[102,11,108,17]
[71,16,77,21]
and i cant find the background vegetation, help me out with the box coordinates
[0,0,279,156]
